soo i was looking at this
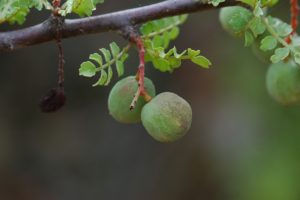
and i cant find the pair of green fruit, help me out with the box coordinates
[220,5,300,106]
[108,76,192,142]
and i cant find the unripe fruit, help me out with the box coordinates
[266,61,300,105]
[141,92,192,142]
[108,76,156,123]
[219,6,253,37]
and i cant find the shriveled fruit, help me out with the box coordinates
[219,6,253,37]
[108,76,156,123]
[266,61,300,105]
[141,92,192,142]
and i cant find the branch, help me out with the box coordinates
[0,0,238,52]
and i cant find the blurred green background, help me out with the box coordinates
[1,0,300,200]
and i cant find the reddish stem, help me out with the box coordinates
[52,0,61,8]
[286,0,299,43]
[129,34,151,110]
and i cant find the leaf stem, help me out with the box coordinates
[95,44,131,72]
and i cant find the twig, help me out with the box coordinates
[39,15,66,113]
[286,0,299,43]
[0,0,238,51]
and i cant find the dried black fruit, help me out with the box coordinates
[39,87,66,112]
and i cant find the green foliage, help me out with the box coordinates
[79,42,129,86]
[141,15,211,72]
[0,0,51,24]
[260,35,277,51]
[219,3,300,65]
[252,37,274,63]
[238,0,279,8]
[80,14,211,86]
[0,0,105,23]
[144,45,211,72]
[207,0,225,7]
[141,92,192,142]
[59,0,104,16]
[108,76,156,124]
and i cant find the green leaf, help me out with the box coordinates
[253,2,264,17]
[294,53,300,65]
[188,48,201,57]
[153,58,171,72]
[145,43,210,72]
[79,42,129,87]
[105,66,113,85]
[237,0,256,7]
[60,0,104,16]
[153,35,164,48]
[93,0,104,4]
[72,0,95,16]
[0,0,50,24]
[79,61,97,77]
[169,58,181,69]
[100,48,112,62]
[173,48,186,59]
[120,53,129,62]
[208,0,225,6]
[268,17,293,37]
[244,31,255,47]
[249,17,266,37]
[140,22,154,35]
[140,14,188,49]
[260,35,277,51]
[89,53,103,66]
[169,27,180,40]
[270,47,290,63]
[93,70,107,86]
[191,56,212,68]
[110,42,120,58]
[116,60,124,77]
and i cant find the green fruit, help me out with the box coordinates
[141,92,192,142]
[108,76,156,123]
[219,6,253,37]
[266,61,300,105]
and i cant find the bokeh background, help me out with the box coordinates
[1,1,300,200]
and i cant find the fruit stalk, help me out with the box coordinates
[286,0,299,43]
[56,37,65,88]
[129,33,152,110]
[39,14,66,113]
[54,14,65,88]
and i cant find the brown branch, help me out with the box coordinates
[0,0,238,52]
